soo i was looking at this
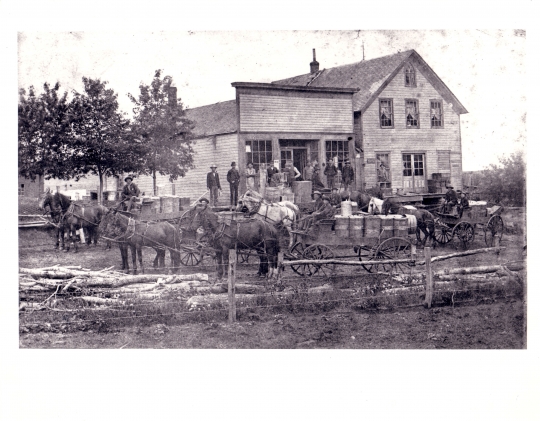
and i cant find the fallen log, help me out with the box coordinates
[186,284,334,310]
[214,283,266,294]
[415,247,506,265]
[434,263,525,277]
[63,273,209,288]
[80,296,124,305]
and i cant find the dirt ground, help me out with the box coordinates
[19,225,526,349]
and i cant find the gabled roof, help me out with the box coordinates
[185,100,237,138]
[273,49,468,114]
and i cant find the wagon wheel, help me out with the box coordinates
[356,245,376,273]
[302,244,335,277]
[372,237,413,274]
[434,222,454,245]
[452,222,475,250]
[289,242,307,276]
[485,215,504,247]
[179,238,203,266]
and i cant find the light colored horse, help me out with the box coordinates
[367,197,384,214]
[237,190,299,249]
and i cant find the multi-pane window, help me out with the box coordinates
[430,100,443,128]
[246,140,272,172]
[405,64,416,87]
[18,184,24,196]
[325,140,349,171]
[376,153,391,189]
[403,154,425,177]
[379,99,393,128]
[405,99,419,128]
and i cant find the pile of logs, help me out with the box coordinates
[19,265,212,311]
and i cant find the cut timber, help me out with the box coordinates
[74,273,209,288]
[215,283,266,294]
[434,263,524,277]
[186,284,334,310]
[416,247,506,265]
[80,296,124,305]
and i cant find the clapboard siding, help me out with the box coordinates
[362,60,463,192]
[239,94,352,133]
[137,133,239,203]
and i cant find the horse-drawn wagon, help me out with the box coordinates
[432,201,504,250]
[287,212,417,277]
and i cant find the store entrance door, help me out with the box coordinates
[280,148,308,177]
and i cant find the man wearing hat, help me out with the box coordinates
[121,175,140,212]
[444,185,458,214]
[313,190,324,212]
[324,159,337,190]
[226,162,240,207]
[298,195,335,232]
[341,160,354,192]
[206,164,222,207]
[196,198,218,239]
[330,187,342,208]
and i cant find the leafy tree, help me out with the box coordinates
[477,151,526,206]
[18,83,73,181]
[128,70,195,195]
[69,77,147,203]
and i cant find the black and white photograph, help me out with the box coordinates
[16,29,527,350]
[3,1,538,420]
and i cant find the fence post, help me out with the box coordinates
[494,236,501,265]
[424,247,433,309]
[228,248,237,323]
[277,252,284,282]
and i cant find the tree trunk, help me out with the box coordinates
[98,170,104,205]
[153,168,157,196]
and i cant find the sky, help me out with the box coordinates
[17,29,526,171]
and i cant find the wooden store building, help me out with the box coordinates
[135,49,468,205]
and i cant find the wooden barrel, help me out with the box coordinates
[292,181,312,204]
[150,196,161,214]
[379,215,394,239]
[364,215,381,238]
[265,187,281,203]
[282,192,295,203]
[405,215,417,234]
[160,196,174,213]
[334,216,350,238]
[341,200,353,217]
[350,216,364,239]
[394,216,408,237]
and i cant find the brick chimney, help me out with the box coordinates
[310,48,319,74]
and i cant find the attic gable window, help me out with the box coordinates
[405,64,416,87]
[430,100,443,128]
[379,99,394,128]
[405,99,419,128]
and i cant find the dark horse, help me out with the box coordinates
[63,203,109,251]
[398,206,436,247]
[190,207,280,281]
[99,209,182,274]
[38,189,71,250]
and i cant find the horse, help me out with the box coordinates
[237,190,298,249]
[189,206,280,281]
[347,191,374,212]
[62,203,109,252]
[398,206,436,247]
[38,188,72,250]
[99,209,182,274]
[368,196,400,215]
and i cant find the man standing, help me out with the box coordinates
[303,161,314,182]
[341,160,354,192]
[267,164,279,184]
[226,161,240,207]
[245,162,257,191]
[324,159,337,190]
[206,164,222,207]
[121,175,140,212]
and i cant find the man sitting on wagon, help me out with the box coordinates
[444,185,458,215]
[296,195,335,233]
[121,175,140,212]
[456,190,470,217]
